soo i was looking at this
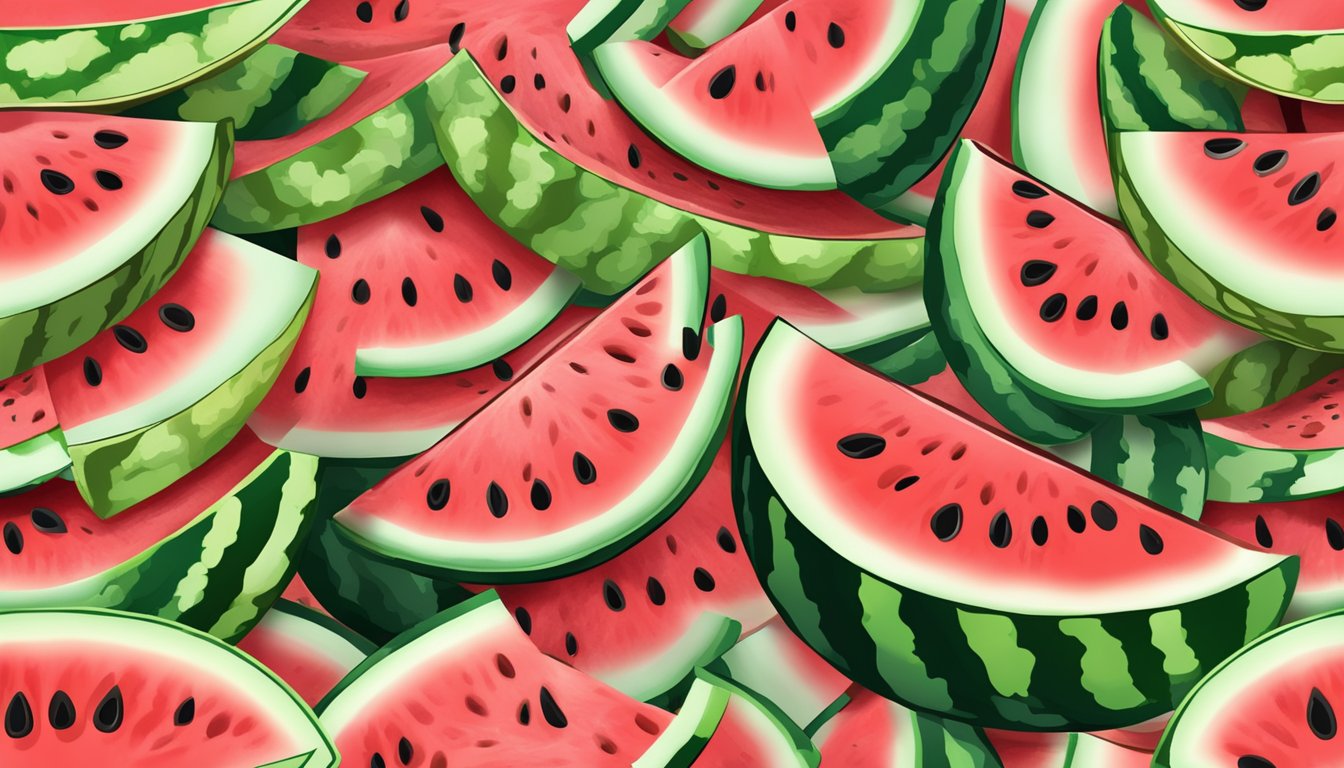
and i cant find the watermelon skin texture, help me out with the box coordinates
[1200,341,1344,420]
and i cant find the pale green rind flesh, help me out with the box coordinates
[602,614,741,705]
[257,599,375,670]
[666,0,765,51]
[0,428,70,495]
[696,668,822,767]
[803,283,929,354]
[1203,431,1344,503]
[569,0,693,54]
[710,618,850,729]
[1158,16,1344,104]
[633,677,730,768]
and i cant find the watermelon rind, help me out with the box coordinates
[569,0,693,55]
[812,689,1005,768]
[0,0,308,109]
[1203,430,1344,504]
[665,0,765,52]
[427,52,924,294]
[693,668,822,767]
[0,119,232,379]
[0,606,335,767]
[633,676,731,768]
[604,614,742,708]
[794,284,929,358]
[1155,610,1344,768]
[0,429,70,496]
[259,598,377,660]
[1200,341,1344,420]
[708,618,853,729]
[735,322,1297,730]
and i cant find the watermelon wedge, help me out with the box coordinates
[1115,131,1344,352]
[735,321,1295,730]
[0,369,69,496]
[1155,610,1344,768]
[567,0,692,57]
[336,236,742,581]
[1200,339,1344,421]
[0,112,230,378]
[665,0,766,52]
[0,0,306,108]
[236,600,374,707]
[676,669,821,767]
[45,230,315,518]
[0,607,334,767]
[0,430,319,642]
[811,686,1001,768]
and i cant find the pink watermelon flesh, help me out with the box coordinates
[1091,714,1170,753]
[1203,370,1343,450]
[280,573,330,616]
[1158,0,1344,31]
[235,603,367,708]
[985,729,1075,766]
[0,0,236,25]
[813,687,907,766]
[271,0,918,241]
[0,369,56,449]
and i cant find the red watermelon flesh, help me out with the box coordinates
[235,601,370,707]
[1203,370,1343,450]
[280,573,330,616]
[272,0,919,241]
[1155,0,1344,32]
[0,368,56,449]
[299,169,577,378]
[0,0,237,25]
[984,730,1075,766]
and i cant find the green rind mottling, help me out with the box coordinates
[72,286,313,518]
[0,428,70,495]
[1160,18,1344,104]
[913,711,1003,768]
[428,52,924,294]
[1200,341,1344,419]
[1204,432,1344,503]
[821,0,1003,209]
[569,0,693,54]
[0,0,308,108]
[129,44,365,141]
[0,123,232,379]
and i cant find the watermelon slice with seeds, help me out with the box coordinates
[236,600,374,707]
[45,230,315,518]
[0,369,69,496]
[811,686,1001,767]
[0,607,334,767]
[0,112,230,379]
[735,321,1295,730]
[336,236,742,581]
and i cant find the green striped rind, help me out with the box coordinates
[634,677,730,768]
[72,285,314,518]
[0,429,70,495]
[1156,16,1344,104]
[1200,341,1344,419]
[821,0,1003,209]
[0,449,320,643]
[569,0,692,54]
[129,44,365,141]
[0,122,231,379]
[0,0,307,108]
[913,712,1003,768]
[1203,432,1344,503]
[427,52,924,294]
[863,330,948,383]
[212,62,449,234]
[697,669,822,767]
[1063,412,1208,520]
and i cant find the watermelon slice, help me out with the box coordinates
[735,321,1296,730]
[1148,0,1344,104]
[0,430,319,642]
[1203,370,1344,502]
[0,369,69,495]
[1115,131,1344,352]
[0,112,230,378]
[928,140,1259,425]
[674,669,821,767]
[45,230,315,518]
[811,686,1001,768]
[567,0,692,57]
[0,607,334,766]
[236,600,374,707]
[0,0,306,108]
[318,592,677,768]
[665,0,766,52]
[1155,610,1344,768]
[711,615,852,728]
[1200,340,1344,420]
[297,169,580,378]
[279,573,329,616]
[336,236,742,581]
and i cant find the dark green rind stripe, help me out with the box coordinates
[1078,411,1207,520]
[1200,342,1344,419]
[0,123,231,379]
[914,712,1003,768]
[427,52,924,294]
[1157,17,1344,104]
[821,0,1004,209]
[1204,433,1342,503]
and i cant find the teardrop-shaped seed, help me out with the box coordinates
[401,277,418,307]
[710,294,728,322]
[837,433,885,459]
[426,479,450,510]
[420,205,444,232]
[894,475,919,491]
[40,169,74,195]
[83,356,102,386]
[397,736,413,764]
[1019,260,1057,286]
[1139,524,1164,555]
[492,358,513,381]
[573,452,597,484]
[94,170,123,191]
[93,686,123,733]
[693,567,716,592]
[716,526,737,553]
[5,692,32,738]
[1204,137,1246,159]
[1039,293,1067,322]
[627,144,642,169]
[1031,516,1049,546]
[48,691,75,730]
[492,259,513,290]
[784,10,796,30]
[1290,173,1322,206]
[1026,210,1054,228]
[708,66,736,99]
[1320,209,1338,232]
[454,274,474,302]
[515,606,532,634]
[827,22,845,48]
[324,234,341,258]
[30,507,65,534]
[1110,302,1129,330]
[159,303,195,332]
[352,377,368,399]
[355,1,373,21]
[351,279,371,304]
[113,325,147,353]
[448,22,466,52]
[487,482,509,518]
[607,409,639,432]
[989,511,1012,548]
[1310,687,1338,740]
[1075,295,1098,321]
[530,479,552,511]
[1237,756,1275,768]
[564,632,578,656]
[1253,149,1288,175]
[1328,518,1344,551]
[3,522,23,554]
[646,576,667,605]
[394,0,410,22]
[500,75,516,94]
[682,327,701,361]
[371,753,386,768]
[1150,313,1169,341]
[1091,501,1118,531]
[1254,515,1273,548]
[174,697,195,726]
[1067,505,1087,533]
[930,504,962,541]
[602,579,625,611]
[661,363,684,391]
[94,130,128,149]
[539,687,568,728]
[1012,180,1048,199]
[1234,0,1267,8]
[294,367,311,393]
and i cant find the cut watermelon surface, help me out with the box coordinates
[0,368,68,495]
[0,607,334,767]
[336,237,742,580]
[0,112,230,378]
[236,600,373,707]
[683,669,821,767]
[735,321,1295,729]
[812,686,1000,768]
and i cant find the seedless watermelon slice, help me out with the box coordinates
[237,600,373,707]
[736,321,1295,729]
[337,236,742,580]
[811,686,1001,767]
[0,607,334,767]
[0,369,69,495]
[0,113,230,378]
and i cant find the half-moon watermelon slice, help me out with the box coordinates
[0,607,334,767]
[0,112,230,378]
[735,321,1295,730]
[236,600,373,707]
[0,368,68,496]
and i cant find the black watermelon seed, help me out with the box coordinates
[784,10,796,30]
[894,475,920,491]
[627,144,642,169]
[1067,505,1087,533]
[1139,524,1164,555]
[1075,295,1099,321]
[1310,687,1337,740]
[174,697,195,726]
[394,0,410,21]
[646,576,667,605]
[48,691,74,730]
[94,170,123,191]
[294,367,311,394]
[448,22,466,52]
[602,579,625,611]
[426,479,450,510]
[159,303,195,332]
[1039,293,1067,322]
[836,433,885,459]
[2,522,21,555]
[1328,518,1344,551]
[454,274,474,302]
[492,259,513,290]
[83,357,102,387]
[30,507,65,534]
[1026,210,1055,228]
[989,511,1012,548]
[514,606,532,634]
[371,754,386,768]
[1150,313,1169,341]
[1019,260,1057,286]
[1012,180,1048,199]
[827,22,845,48]
[1203,137,1247,159]
[1320,209,1338,232]
[1253,149,1288,175]
[930,504,962,541]
[1290,172,1322,206]
[517,702,531,725]
[93,686,123,733]
[500,75,516,93]
[1238,757,1275,768]
[1091,501,1118,531]
[530,479,552,511]
[497,37,509,60]
[682,327,702,361]
[716,526,737,553]
[40,169,74,195]
[1234,0,1267,9]
[573,452,597,484]
[492,358,514,381]
[398,737,414,764]
[534,74,546,90]
[401,277,418,307]
[113,325,147,353]
[710,294,728,322]
[607,409,639,432]
[1110,302,1129,330]
[709,66,736,99]
[563,632,578,656]
[5,693,32,738]
[693,567,716,592]
[352,377,368,399]
[352,279,371,304]
[661,363,684,391]
[755,72,766,91]
[355,1,373,21]
[94,130,128,149]
[324,234,341,258]
[539,687,567,728]
[420,205,444,232]
[1031,516,1049,546]
[1254,515,1273,548]
[487,482,509,518]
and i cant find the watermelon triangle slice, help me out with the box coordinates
[236,600,374,708]
[0,368,69,495]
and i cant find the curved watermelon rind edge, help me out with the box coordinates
[635,614,742,710]
[693,667,822,766]
[0,428,70,495]
[664,0,766,52]
[1202,431,1344,504]
[263,598,379,658]
[633,675,728,768]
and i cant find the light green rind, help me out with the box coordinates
[1203,431,1344,503]
[1200,341,1344,419]
[1157,15,1344,104]
[258,598,377,664]
[0,0,308,109]
[613,615,742,710]
[666,0,765,52]
[0,428,70,495]
[696,668,822,767]
[569,0,693,54]
[708,619,849,729]
[634,677,730,768]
